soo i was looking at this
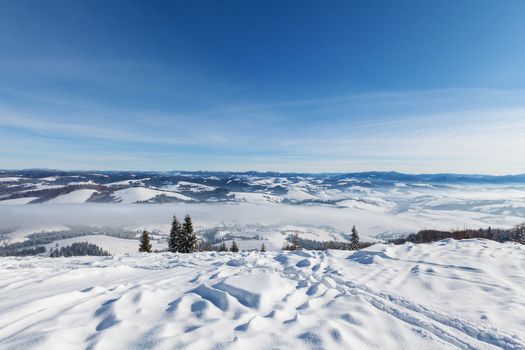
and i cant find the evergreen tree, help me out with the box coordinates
[291,233,301,250]
[515,223,525,243]
[168,215,182,253]
[180,214,198,253]
[139,230,152,253]
[260,242,267,252]
[350,226,360,250]
[219,242,228,252]
[230,240,239,252]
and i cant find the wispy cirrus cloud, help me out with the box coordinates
[1,87,525,174]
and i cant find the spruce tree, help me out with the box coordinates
[291,233,301,251]
[168,215,182,253]
[139,230,152,253]
[515,223,525,243]
[260,242,267,252]
[219,242,227,252]
[181,214,198,253]
[350,226,360,250]
[230,240,239,252]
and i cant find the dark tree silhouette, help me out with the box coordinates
[351,226,360,250]
[168,215,182,253]
[180,214,198,253]
[515,223,525,243]
[139,230,152,253]
[51,242,109,257]
[230,240,239,252]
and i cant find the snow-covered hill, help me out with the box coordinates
[2,170,525,212]
[0,239,523,349]
[1,170,525,247]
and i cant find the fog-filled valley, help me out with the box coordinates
[1,170,525,254]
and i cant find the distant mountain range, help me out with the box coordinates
[1,169,525,205]
[2,169,525,249]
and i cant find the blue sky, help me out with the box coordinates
[1,0,525,174]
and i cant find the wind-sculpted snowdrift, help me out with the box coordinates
[0,239,524,349]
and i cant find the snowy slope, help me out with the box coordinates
[0,197,39,205]
[4,225,70,243]
[45,235,165,255]
[107,178,150,186]
[228,192,283,204]
[0,177,25,182]
[47,189,98,203]
[112,187,194,203]
[162,181,217,192]
[284,187,318,201]
[0,239,524,350]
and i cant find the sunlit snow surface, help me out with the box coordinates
[0,239,524,349]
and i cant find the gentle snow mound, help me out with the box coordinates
[214,272,296,311]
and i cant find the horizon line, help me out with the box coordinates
[2,168,525,178]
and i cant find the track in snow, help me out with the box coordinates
[0,239,524,350]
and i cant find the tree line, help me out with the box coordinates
[50,242,110,257]
[139,215,364,253]
[0,246,46,257]
[389,223,525,245]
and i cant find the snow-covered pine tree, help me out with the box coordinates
[139,230,152,253]
[219,242,227,252]
[181,214,198,253]
[168,215,182,253]
[230,240,239,252]
[351,225,360,250]
[260,242,267,252]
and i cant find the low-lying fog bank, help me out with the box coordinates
[1,202,522,240]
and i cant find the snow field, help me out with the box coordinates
[0,239,524,349]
